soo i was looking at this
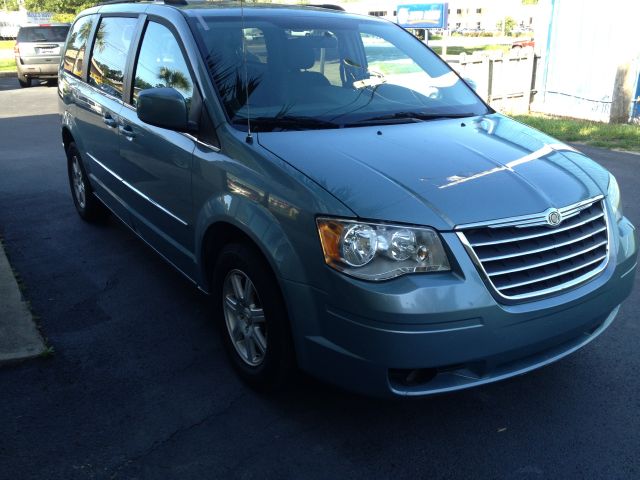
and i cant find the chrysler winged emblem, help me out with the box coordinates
[545,208,562,227]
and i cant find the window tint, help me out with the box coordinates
[18,26,69,43]
[88,16,138,100]
[190,15,487,129]
[63,16,95,77]
[288,30,340,86]
[132,22,194,109]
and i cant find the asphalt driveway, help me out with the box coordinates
[0,77,638,479]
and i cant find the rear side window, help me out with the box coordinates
[131,21,194,110]
[17,26,69,43]
[63,16,96,77]
[88,16,138,100]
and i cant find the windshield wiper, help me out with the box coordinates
[345,112,476,126]
[232,115,341,132]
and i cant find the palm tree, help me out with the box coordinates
[78,20,106,52]
[158,67,192,93]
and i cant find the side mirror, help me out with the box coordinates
[137,88,191,132]
[464,77,478,92]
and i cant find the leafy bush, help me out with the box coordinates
[52,13,76,23]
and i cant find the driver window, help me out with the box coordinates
[132,22,194,111]
[88,16,138,100]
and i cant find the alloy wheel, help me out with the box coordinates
[222,269,268,367]
[71,156,86,209]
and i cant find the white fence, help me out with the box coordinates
[446,51,538,114]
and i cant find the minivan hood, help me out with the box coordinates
[258,114,610,229]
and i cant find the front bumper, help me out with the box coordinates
[284,217,637,397]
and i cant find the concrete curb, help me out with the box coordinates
[0,240,46,365]
[0,71,17,78]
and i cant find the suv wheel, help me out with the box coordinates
[18,75,31,88]
[66,143,108,222]
[213,243,295,391]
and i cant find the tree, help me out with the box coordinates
[2,0,20,11]
[497,16,517,36]
[23,0,95,15]
[158,66,191,93]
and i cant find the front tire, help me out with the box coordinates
[66,143,108,222]
[213,243,295,391]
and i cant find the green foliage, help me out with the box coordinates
[2,0,20,11]
[52,13,77,23]
[496,16,517,36]
[513,114,640,152]
[158,67,192,92]
[0,58,16,73]
[522,0,539,4]
[23,0,95,15]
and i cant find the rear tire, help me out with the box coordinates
[18,75,31,88]
[66,143,108,223]
[212,242,295,391]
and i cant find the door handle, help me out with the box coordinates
[103,113,117,128]
[119,124,136,140]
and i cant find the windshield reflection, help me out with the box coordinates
[189,13,488,130]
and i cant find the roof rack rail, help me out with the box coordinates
[97,0,188,5]
[309,4,345,11]
[96,1,342,8]
[97,0,143,5]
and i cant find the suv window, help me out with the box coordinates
[17,26,69,43]
[88,16,138,100]
[63,16,96,77]
[132,21,194,110]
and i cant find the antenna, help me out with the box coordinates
[240,0,253,144]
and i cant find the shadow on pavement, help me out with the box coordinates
[1,91,638,479]
[0,77,57,92]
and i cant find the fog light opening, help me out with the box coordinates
[389,368,438,387]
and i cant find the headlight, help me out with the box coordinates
[317,218,451,281]
[607,173,623,222]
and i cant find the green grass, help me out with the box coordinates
[369,60,421,75]
[0,58,16,72]
[0,40,14,50]
[431,44,510,56]
[513,114,640,152]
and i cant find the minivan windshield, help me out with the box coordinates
[189,12,488,131]
[17,26,69,43]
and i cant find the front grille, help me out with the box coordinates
[457,197,609,301]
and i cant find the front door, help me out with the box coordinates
[117,20,197,274]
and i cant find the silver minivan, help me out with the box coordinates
[59,3,637,397]
[14,24,70,88]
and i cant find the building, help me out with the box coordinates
[335,0,539,31]
[532,0,640,123]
